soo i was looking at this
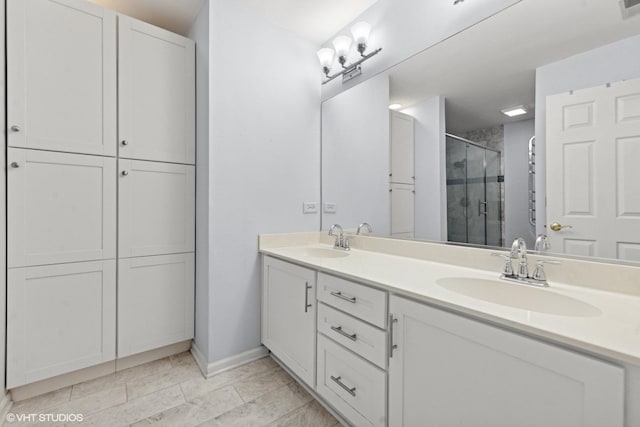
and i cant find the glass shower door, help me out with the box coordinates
[466,144,486,245]
[485,149,502,247]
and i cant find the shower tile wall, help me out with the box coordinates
[461,125,506,245]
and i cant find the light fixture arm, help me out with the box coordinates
[322,47,382,85]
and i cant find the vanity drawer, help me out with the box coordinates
[318,303,387,369]
[317,273,387,328]
[317,333,386,427]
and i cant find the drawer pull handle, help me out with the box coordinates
[304,282,312,313]
[331,325,357,341]
[330,375,356,397]
[330,291,356,304]
[389,314,398,358]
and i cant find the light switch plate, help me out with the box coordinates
[323,202,337,214]
[303,202,318,214]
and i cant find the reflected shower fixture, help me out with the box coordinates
[317,21,382,85]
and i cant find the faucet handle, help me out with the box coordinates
[532,260,561,282]
[491,253,515,276]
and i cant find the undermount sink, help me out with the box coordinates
[301,247,349,259]
[436,277,601,317]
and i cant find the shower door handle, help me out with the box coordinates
[478,200,487,216]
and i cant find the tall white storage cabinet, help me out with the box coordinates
[116,16,196,359]
[5,0,195,389]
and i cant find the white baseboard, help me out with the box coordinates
[191,345,269,379]
[0,392,13,426]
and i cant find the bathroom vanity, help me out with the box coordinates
[260,233,640,427]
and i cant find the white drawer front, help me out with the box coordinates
[317,273,387,328]
[318,303,387,369]
[317,334,386,427]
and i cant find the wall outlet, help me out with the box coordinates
[303,202,319,214]
[323,202,337,214]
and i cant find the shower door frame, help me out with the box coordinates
[445,133,503,246]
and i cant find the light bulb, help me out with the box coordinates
[317,48,335,74]
[332,35,353,64]
[351,21,372,54]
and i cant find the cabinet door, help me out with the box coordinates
[8,149,116,268]
[7,0,116,156]
[118,15,195,164]
[7,260,116,388]
[390,111,415,184]
[118,254,194,357]
[390,183,415,237]
[262,257,316,386]
[119,160,195,258]
[388,296,624,427]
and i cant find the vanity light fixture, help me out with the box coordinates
[389,104,403,110]
[317,21,382,85]
[501,105,528,117]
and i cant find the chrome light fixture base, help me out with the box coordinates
[321,47,382,85]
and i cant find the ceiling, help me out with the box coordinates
[88,0,206,35]
[389,0,640,133]
[89,0,378,43]
[231,0,379,45]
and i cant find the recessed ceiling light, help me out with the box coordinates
[389,104,402,110]
[501,105,527,117]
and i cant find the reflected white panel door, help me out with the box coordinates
[118,254,194,357]
[390,111,415,184]
[7,260,116,388]
[118,15,195,164]
[119,160,195,258]
[547,78,640,261]
[262,257,316,387]
[388,295,624,427]
[390,183,415,237]
[8,149,116,268]
[7,0,116,156]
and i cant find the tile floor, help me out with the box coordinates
[9,353,340,426]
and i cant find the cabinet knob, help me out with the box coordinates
[121,170,129,176]
[10,125,21,132]
[121,140,128,146]
[10,162,19,168]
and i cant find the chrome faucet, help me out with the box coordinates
[511,237,529,279]
[534,234,551,252]
[491,237,560,287]
[328,224,350,250]
[356,222,373,235]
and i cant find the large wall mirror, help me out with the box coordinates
[321,0,640,265]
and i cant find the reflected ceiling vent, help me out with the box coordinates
[624,0,640,8]
[454,0,465,4]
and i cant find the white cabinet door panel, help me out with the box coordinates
[7,260,116,388]
[119,160,195,258]
[118,254,194,357]
[389,296,624,427]
[8,149,116,268]
[390,111,415,184]
[7,0,116,156]
[118,15,195,164]
[262,257,316,387]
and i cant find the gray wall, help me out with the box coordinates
[205,0,321,362]
[535,34,640,236]
[504,119,535,248]
[188,0,212,363]
[321,73,390,234]
[402,96,447,241]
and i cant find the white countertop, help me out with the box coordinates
[260,240,640,366]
